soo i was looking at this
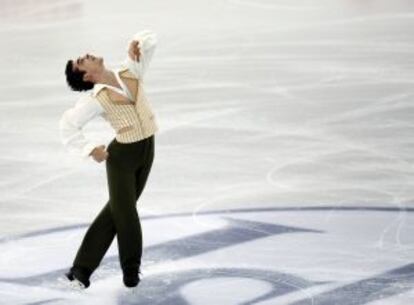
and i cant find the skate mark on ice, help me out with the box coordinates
[289,263,414,305]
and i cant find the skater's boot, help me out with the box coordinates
[123,267,141,288]
[65,266,91,289]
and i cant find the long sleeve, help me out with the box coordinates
[59,94,105,159]
[123,30,158,79]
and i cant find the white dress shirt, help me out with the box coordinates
[59,30,158,160]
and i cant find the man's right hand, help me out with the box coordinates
[90,145,109,163]
[128,40,141,62]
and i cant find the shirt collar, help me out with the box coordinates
[92,83,106,97]
[92,68,123,97]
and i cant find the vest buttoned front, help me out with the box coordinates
[95,68,159,143]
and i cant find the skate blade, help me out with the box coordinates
[122,285,140,296]
[68,278,86,290]
[56,276,86,291]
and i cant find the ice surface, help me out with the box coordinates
[0,0,413,304]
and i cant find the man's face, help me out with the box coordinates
[72,53,104,82]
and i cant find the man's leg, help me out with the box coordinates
[72,200,116,275]
[69,139,118,280]
[135,138,154,202]
[118,136,154,287]
[106,155,142,272]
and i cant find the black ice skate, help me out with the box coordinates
[123,268,141,288]
[64,266,91,289]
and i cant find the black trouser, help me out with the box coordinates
[72,135,154,277]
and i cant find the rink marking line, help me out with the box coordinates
[0,215,413,304]
[1,205,413,244]
[0,205,412,304]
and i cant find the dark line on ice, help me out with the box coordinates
[0,205,412,243]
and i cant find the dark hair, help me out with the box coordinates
[65,60,94,91]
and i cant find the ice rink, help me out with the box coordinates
[0,0,414,304]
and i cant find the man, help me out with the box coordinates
[59,30,159,289]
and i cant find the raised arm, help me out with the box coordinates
[59,94,105,160]
[123,30,158,79]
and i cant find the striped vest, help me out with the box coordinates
[95,68,159,143]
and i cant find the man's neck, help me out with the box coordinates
[95,69,121,89]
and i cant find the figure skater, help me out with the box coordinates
[59,29,159,289]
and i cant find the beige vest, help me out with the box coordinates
[95,68,159,143]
